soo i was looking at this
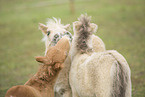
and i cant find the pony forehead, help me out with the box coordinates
[46,17,65,29]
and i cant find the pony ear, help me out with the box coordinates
[39,23,48,35]
[90,23,98,33]
[73,21,81,32]
[64,24,71,31]
[35,56,52,65]
[35,56,48,63]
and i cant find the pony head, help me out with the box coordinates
[39,18,72,55]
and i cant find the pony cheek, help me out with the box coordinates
[48,34,53,41]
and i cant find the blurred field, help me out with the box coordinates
[0,0,145,97]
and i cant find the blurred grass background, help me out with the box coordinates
[0,0,145,96]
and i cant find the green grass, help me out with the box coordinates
[0,0,145,96]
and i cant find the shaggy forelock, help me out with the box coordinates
[78,14,91,28]
[75,14,92,53]
[46,17,65,30]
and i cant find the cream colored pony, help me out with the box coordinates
[54,34,105,97]
[39,18,72,76]
[39,17,71,55]
[54,22,105,97]
[69,14,131,97]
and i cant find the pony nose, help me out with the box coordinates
[54,34,59,38]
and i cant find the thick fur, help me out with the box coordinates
[38,18,73,97]
[35,36,70,69]
[54,54,72,97]
[39,18,71,55]
[5,33,71,97]
[54,15,105,97]
[69,50,131,97]
[5,64,62,97]
[92,35,105,52]
[69,14,131,97]
[5,85,41,97]
[76,15,92,53]
[71,14,98,59]
[54,35,105,97]
[109,51,132,97]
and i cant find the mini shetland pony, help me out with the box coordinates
[5,18,72,97]
[5,36,70,97]
[69,14,131,97]
[54,18,105,97]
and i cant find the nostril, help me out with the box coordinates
[54,34,59,38]
[47,31,50,36]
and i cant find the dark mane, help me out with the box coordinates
[76,14,92,53]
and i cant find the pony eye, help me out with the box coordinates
[47,31,50,36]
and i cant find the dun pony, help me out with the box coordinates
[69,14,131,97]
[54,15,105,97]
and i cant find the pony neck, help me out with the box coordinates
[25,64,61,87]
